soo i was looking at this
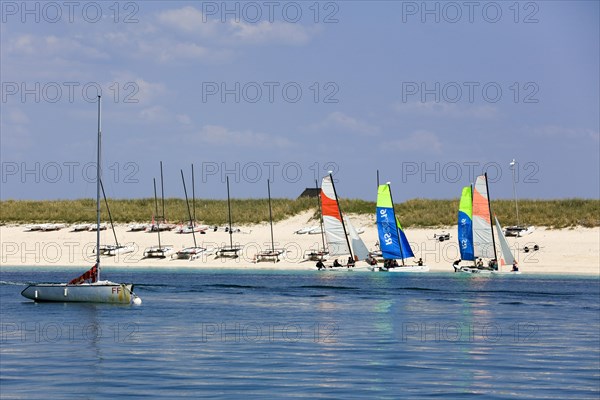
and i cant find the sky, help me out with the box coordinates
[1,1,599,202]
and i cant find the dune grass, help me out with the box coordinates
[0,198,598,228]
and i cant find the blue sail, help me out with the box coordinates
[397,217,415,260]
[458,186,474,261]
[376,205,402,259]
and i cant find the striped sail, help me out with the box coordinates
[495,215,515,266]
[321,175,350,256]
[458,186,474,261]
[376,184,414,260]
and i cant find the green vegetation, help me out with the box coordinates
[1,198,598,228]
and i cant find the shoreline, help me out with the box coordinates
[1,212,599,275]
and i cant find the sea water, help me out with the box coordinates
[1,267,599,399]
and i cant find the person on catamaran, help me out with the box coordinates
[347,256,355,268]
[489,259,498,270]
[416,258,424,266]
[316,260,325,270]
[512,261,519,272]
[453,259,462,272]
[476,258,484,267]
[333,259,342,268]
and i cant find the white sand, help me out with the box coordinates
[1,211,599,275]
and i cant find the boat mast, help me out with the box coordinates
[181,170,197,248]
[226,176,233,249]
[153,178,162,249]
[386,182,406,266]
[484,173,498,262]
[160,161,166,224]
[99,179,119,247]
[470,183,476,268]
[96,95,101,280]
[510,159,520,226]
[315,179,326,253]
[328,172,353,261]
[191,164,196,224]
[267,179,275,252]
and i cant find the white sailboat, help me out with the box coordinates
[504,159,535,237]
[316,172,369,270]
[255,180,286,263]
[173,166,212,261]
[21,96,141,304]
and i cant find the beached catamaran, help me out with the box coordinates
[318,173,369,269]
[215,176,243,258]
[21,96,141,304]
[143,162,175,258]
[454,173,520,274]
[172,168,212,260]
[255,180,286,262]
[374,183,428,272]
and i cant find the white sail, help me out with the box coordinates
[345,217,369,261]
[472,175,495,259]
[495,216,516,267]
[321,175,350,256]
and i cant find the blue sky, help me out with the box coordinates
[1,1,599,202]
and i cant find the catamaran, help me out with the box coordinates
[173,167,212,260]
[255,180,286,263]
[504,158,535,237]
[215,176,243,259]
[454,173,520,274]
[316,173,369,270]
[143,163,175,258]
[21,96,141,304]
[373,183,428,272]
[97,179,135,256]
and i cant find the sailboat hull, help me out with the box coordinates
[21,283,135,303]
[374,265,429,273]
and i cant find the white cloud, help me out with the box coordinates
[531,125,599,141]
[7,34,108,60]
[228,21,317,45]
[394,101,498,119]
[194,125,294,148]
[384,130,443,154]
[308,111,380,136]
[157,6,218,36]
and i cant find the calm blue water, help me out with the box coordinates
[1,267,599,399]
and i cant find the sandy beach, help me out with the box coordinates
[1,211,598,275]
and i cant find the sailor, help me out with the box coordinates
[512,261,519,272]
[347,256,355,268]
[316,260,325,270]
[416,258,424,266]
[333,259,342,268]
[453,259,462,272]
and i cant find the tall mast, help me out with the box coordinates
[386,182,406,266]
[267,179,275,251]
[329,172,353,261]
[226,176,233,249]
[153,178,162,249]
[510,159,520,226]
[160,161,165,224]
[181,170,197,248]
[377,169,380,187]
[484,173,498,261]
[191,164,196,223]
[315,179,326,253]
[96,95,101,280]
